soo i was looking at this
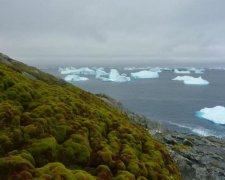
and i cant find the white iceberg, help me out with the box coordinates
[77,67,96,75]
[194,69,204,74]
[59,67,77,74]
[102,69,130,82]
[124,66,151,71]
[150,67,162,73]
[188,67,205,74]
[64,74,89,82]
[131,70,159,79]
[124,67,136,71]
[173,76,209,85]
[109,69,130,82]
[95,68,108,79]
[161,67,173,71]
[174,69,191,74]
[59,67,95,75]
[196,106,225,125]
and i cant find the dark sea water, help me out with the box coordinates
[45,68,225,138]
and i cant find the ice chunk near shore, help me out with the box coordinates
[131,70,159,79]
[173,76,209,85]
[196,106,225,125]
[64,74,88,82]
[59,67,95,75]
[174,69,191,74]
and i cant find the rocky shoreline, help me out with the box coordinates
[98,94,225,180]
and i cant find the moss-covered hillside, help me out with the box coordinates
[0,53,181,179]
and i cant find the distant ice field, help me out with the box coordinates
[44,67,225,138]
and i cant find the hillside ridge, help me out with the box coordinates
[0,53,181,179]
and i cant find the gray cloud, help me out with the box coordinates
[0,0,225,66]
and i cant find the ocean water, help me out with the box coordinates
[45,68,225,138]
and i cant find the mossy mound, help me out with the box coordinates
[0,53,181,179]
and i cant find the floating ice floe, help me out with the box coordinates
[124,67,136,71]
[161,67,173,71]
[194,69,205,74]
[131,70,159,79]
[150,67,162,73]
[124,66,151,71]
[196,106,225,125]
[64,74,89,82]
[124,66,173,72]
[95,68,108,79]
[188,67,205,74]
[59,67,76,74]
[59,67,95,75]
[102,69,130,82]
[174,69,191,74]
[173,76,209,85]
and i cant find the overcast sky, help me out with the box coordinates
[0,0,225,66]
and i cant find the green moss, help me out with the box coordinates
[35,163,65,179]
[115,170,135,180]
[109,141,120,154]
[97,150,113,164]
[0,134,13,154]
[59,138,91,167]
[74,170,95,180]
[0,102,21,127]
[35,162,83,180]
[20,151,35,166]
[0,154,34,179]
[115,160,126,170]
[28,136,57,155]
[23,124,42,138]
[137,176,148,180]
[28,136,58,166]
[51,125,70,143]
[31,104,55,118]
[172,144,192,151]
[127,160,140,176]
[121,145,137,163]
[96,165,112,179]
[70,133,90,147]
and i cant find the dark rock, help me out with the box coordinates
[163,135,177,145]
[183,139,193,147]
[172,134,185,141]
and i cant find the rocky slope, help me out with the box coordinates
[0,53,181,179]
[98,94,225,180]
[158,132,225,180]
